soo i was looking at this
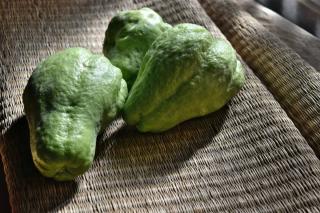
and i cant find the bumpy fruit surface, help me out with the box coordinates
[124,23,245,132]
[23,48,127,181]
[103,8,171,88]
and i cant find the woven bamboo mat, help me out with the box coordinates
[200,0,320,158]
[1,0,320,212]
[236,0,320,71]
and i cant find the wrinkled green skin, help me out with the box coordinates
[124,24,245,133]
[103,8,171,89]
[23,48,127,181]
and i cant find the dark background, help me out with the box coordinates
[0,159,10,213]
[256,0,320,37]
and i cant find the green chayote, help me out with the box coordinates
[103,8,171,89]
[23,48,127,181]
[123,23,245,132]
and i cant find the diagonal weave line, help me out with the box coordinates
[1,0,320,212]
[199,0,320,158]
[236,0,320,71]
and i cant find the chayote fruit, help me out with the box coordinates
[103,7,171,89]
[124,23,245,132]
[23,48,127,181]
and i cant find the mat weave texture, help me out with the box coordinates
[1,0,320,212]
[200,0,320,157]
[236,0,320,71]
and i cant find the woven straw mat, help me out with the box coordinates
[1,0,320,212]
[200,0,320,159]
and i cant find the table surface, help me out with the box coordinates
[0,1,319,212]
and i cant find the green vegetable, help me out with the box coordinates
[123,23,245,132]
[103,7,171,89]
[23,48,127,181]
